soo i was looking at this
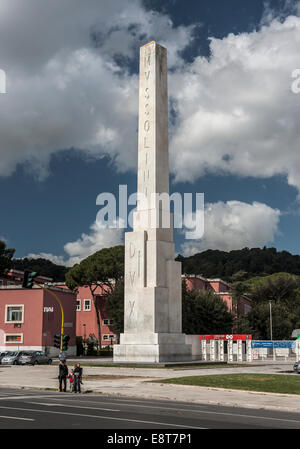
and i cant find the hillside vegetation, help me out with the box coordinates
[176,247,300,281]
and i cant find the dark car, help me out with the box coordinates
[18,351,52,365]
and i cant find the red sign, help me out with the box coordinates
[200,334,252,341]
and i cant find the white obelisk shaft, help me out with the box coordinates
[114,42,191,363]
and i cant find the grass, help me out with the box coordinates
[156,373,300,395]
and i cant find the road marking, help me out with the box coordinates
[44,397,300,424]
[26,402,120,412]
[0,395,55,401]
[0,405,206,429]
[0,415,34,421]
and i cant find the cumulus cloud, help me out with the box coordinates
[181,201,281,256]
[169,8,300,195]
[0,0,195,179]
[28,220,124,267]
[1,0,300,198]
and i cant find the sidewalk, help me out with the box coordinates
[1,362,300,413]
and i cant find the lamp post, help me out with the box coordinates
[83,324,86,355]
[269,300,276,361]
[269,300,273,341]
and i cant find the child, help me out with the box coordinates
[68,369,74,392]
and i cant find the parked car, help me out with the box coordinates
[293,361,300,373]
[0,351,9,364]
[18,351,52,365]
[1,351,28,365]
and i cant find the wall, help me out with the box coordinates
[0,288,43,350]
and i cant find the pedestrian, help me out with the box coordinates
[68,369,75,392]
[58,360,68,392]
[73,363,83,393]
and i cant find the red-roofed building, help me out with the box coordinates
[183,274,252,315]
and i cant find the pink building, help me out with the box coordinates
[0,285,77,356]
[52,283,116,347]
[75,285,116,347]
[183,275,252,316]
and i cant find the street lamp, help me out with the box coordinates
[83,324,86,355]
[269,300,273,341]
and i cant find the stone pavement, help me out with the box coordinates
[0,361,300,413]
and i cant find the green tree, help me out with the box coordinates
[106,279,124,340]
[182,285,233,334]
[235,273,300,339]
[65,245,124,349]
[0,240,15,276]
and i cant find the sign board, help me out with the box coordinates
[200,334,252,341]
[58,352,67,361]
[252,341,295,349]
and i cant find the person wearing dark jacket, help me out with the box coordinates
[73,363,83,393]
[58,360,69,392]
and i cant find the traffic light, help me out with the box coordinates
[22,270,38,289]
[54,334,61,348]
[62,334,70,351]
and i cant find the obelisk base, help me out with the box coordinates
[114,333,192,363]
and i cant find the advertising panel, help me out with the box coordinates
[251,341,295,349]
[200,334,252,341]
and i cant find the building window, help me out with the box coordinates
[5,334,23,344]
[84,299,91,311]
[5,305,24,323]
[76,300,81,312]
[103,319,113,325]
[103,334,115,341]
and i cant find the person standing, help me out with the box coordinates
[73,363,83,393]
[58,360,68,392]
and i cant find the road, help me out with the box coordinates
[0,388,300,429]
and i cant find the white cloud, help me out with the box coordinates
[181,200,281,256]
[1,0,299,199]
[0,0,195,179]
[169,9,300,195]
[28,220,124,267]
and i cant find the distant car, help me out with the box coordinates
[1,351,28,365]
[18,351,52,366]
[293,361,300,373]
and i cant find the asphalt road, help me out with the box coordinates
[0,388,300,430]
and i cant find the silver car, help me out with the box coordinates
[18,351,52,365]
[1,351,28,365]
[293,361,300,373]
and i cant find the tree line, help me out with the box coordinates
[176,247,300,281]
[2,240,300,343]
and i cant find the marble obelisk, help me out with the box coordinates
[113,42,192,362]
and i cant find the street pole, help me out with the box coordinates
[269,300,273,341]
[34,281,65,352]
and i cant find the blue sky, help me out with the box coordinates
[0,0,300,265]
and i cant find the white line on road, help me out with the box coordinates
[0,405,206,429]
[42,397,300,425]
[0,415,34,421]
[26,402,120,412]
[0,395,55,401]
